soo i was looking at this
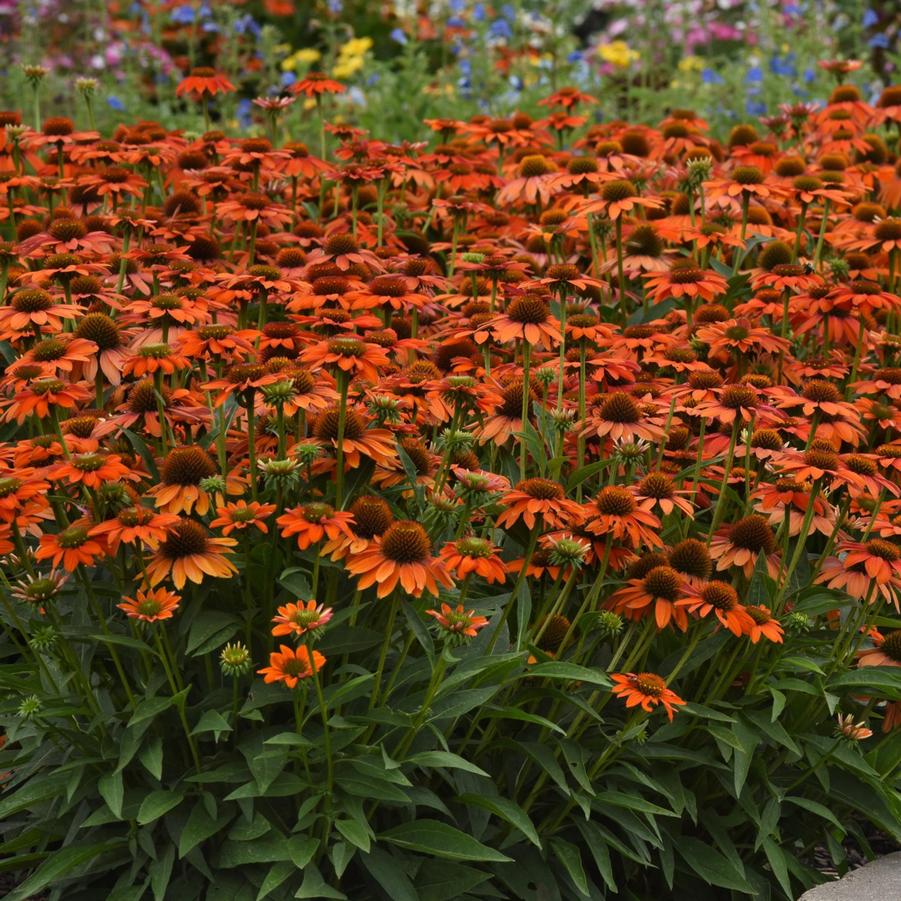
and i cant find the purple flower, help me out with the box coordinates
[390,27,407,45]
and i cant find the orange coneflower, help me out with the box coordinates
[50,451,133,490]
[118,587,181,623]
[752,477,834,538]
[323,493,394,560]
[582,392,664,444]
[271,600,333,637]
[301,336,390,383]
[610,672,686,720]
[677,580,755,636]
[291,72,346,98]
[277,502,355,550]
[258,645,327,688]
[89,506,180,553]
[580,179,663,220]
[310,406,398,469]
[582,485,663,548]
[0,287,79,339]
[149,446,222,516]
[0,467,50,521]
[36,521,105,571]
[146,519,237,589]
[709,515,780,579]
[606,565,689,630]
[857,630,901,668]
[439,537,507,584]
[496,478,584,531]
[426,603,490,639]
[745,604,784,644]
[644,261,729,306]
[176,68,236,98]
[816,539,901,608]
[345,520,453,599]
[2,377,92,424]
[210,501,276,536]
[488,294,561,348]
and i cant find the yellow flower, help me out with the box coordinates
[598,41,639,69]
[333,56,365,79]
[281,47,322,72]
[339,37,373,59]
[678,54,704,75]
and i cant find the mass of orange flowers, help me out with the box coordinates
[2,76,901,736]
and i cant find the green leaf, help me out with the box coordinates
[593,790,677,818]
[381,819,512,862]
[483,705,566,735]
[192,709,233,739]
[785,796,846,835]
[762,838,793,899]
[830,666,901,699]
[7,841,122,900]
[98,771,124,819]
[247,750,288,794]
[127,696,173,728]
[407,751,489,777]
[428,686,501,721]
[676,837,753,892]
[137,789,184,826]
[359,848,419,901]
[415,860,490,901]
[186,610,241,656]
[457,794,540,848]
[149,845,175,901]
[335,818,371,853]
[550,837,589,898]
[525,661,612,688]
[138,736,164,780]
[179,800,228,858]
[257,862,294,901]
[294,868,347,899]
[89,633,156,653]
[575,820,617,893]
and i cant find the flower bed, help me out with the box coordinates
[1,70,901,900]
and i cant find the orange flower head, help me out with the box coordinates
[611,672,686,720]
[271,600,333,637]
[118,588,181,623]
[258,644,326,688]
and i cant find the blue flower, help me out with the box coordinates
[237,98,253,128]
[803,67,815,83]
[448,16,465,28]
[473,3,486,21]
[869,33,889,48]
[327,0,343,13]
[107,95,124,111]
[769,54,797,77]
[489,19,512,39]
[280,71,297,88]
[746,66,763,83]
[746,99,767,116]
[234,15,260,37]
[390,27,407,45]
[862,9,879,27]
[449,0,465,12]
[702,68,723,85]
[567,50,583,64]
[171,5,195,24]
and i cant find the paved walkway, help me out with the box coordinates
[799,852,901,900]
